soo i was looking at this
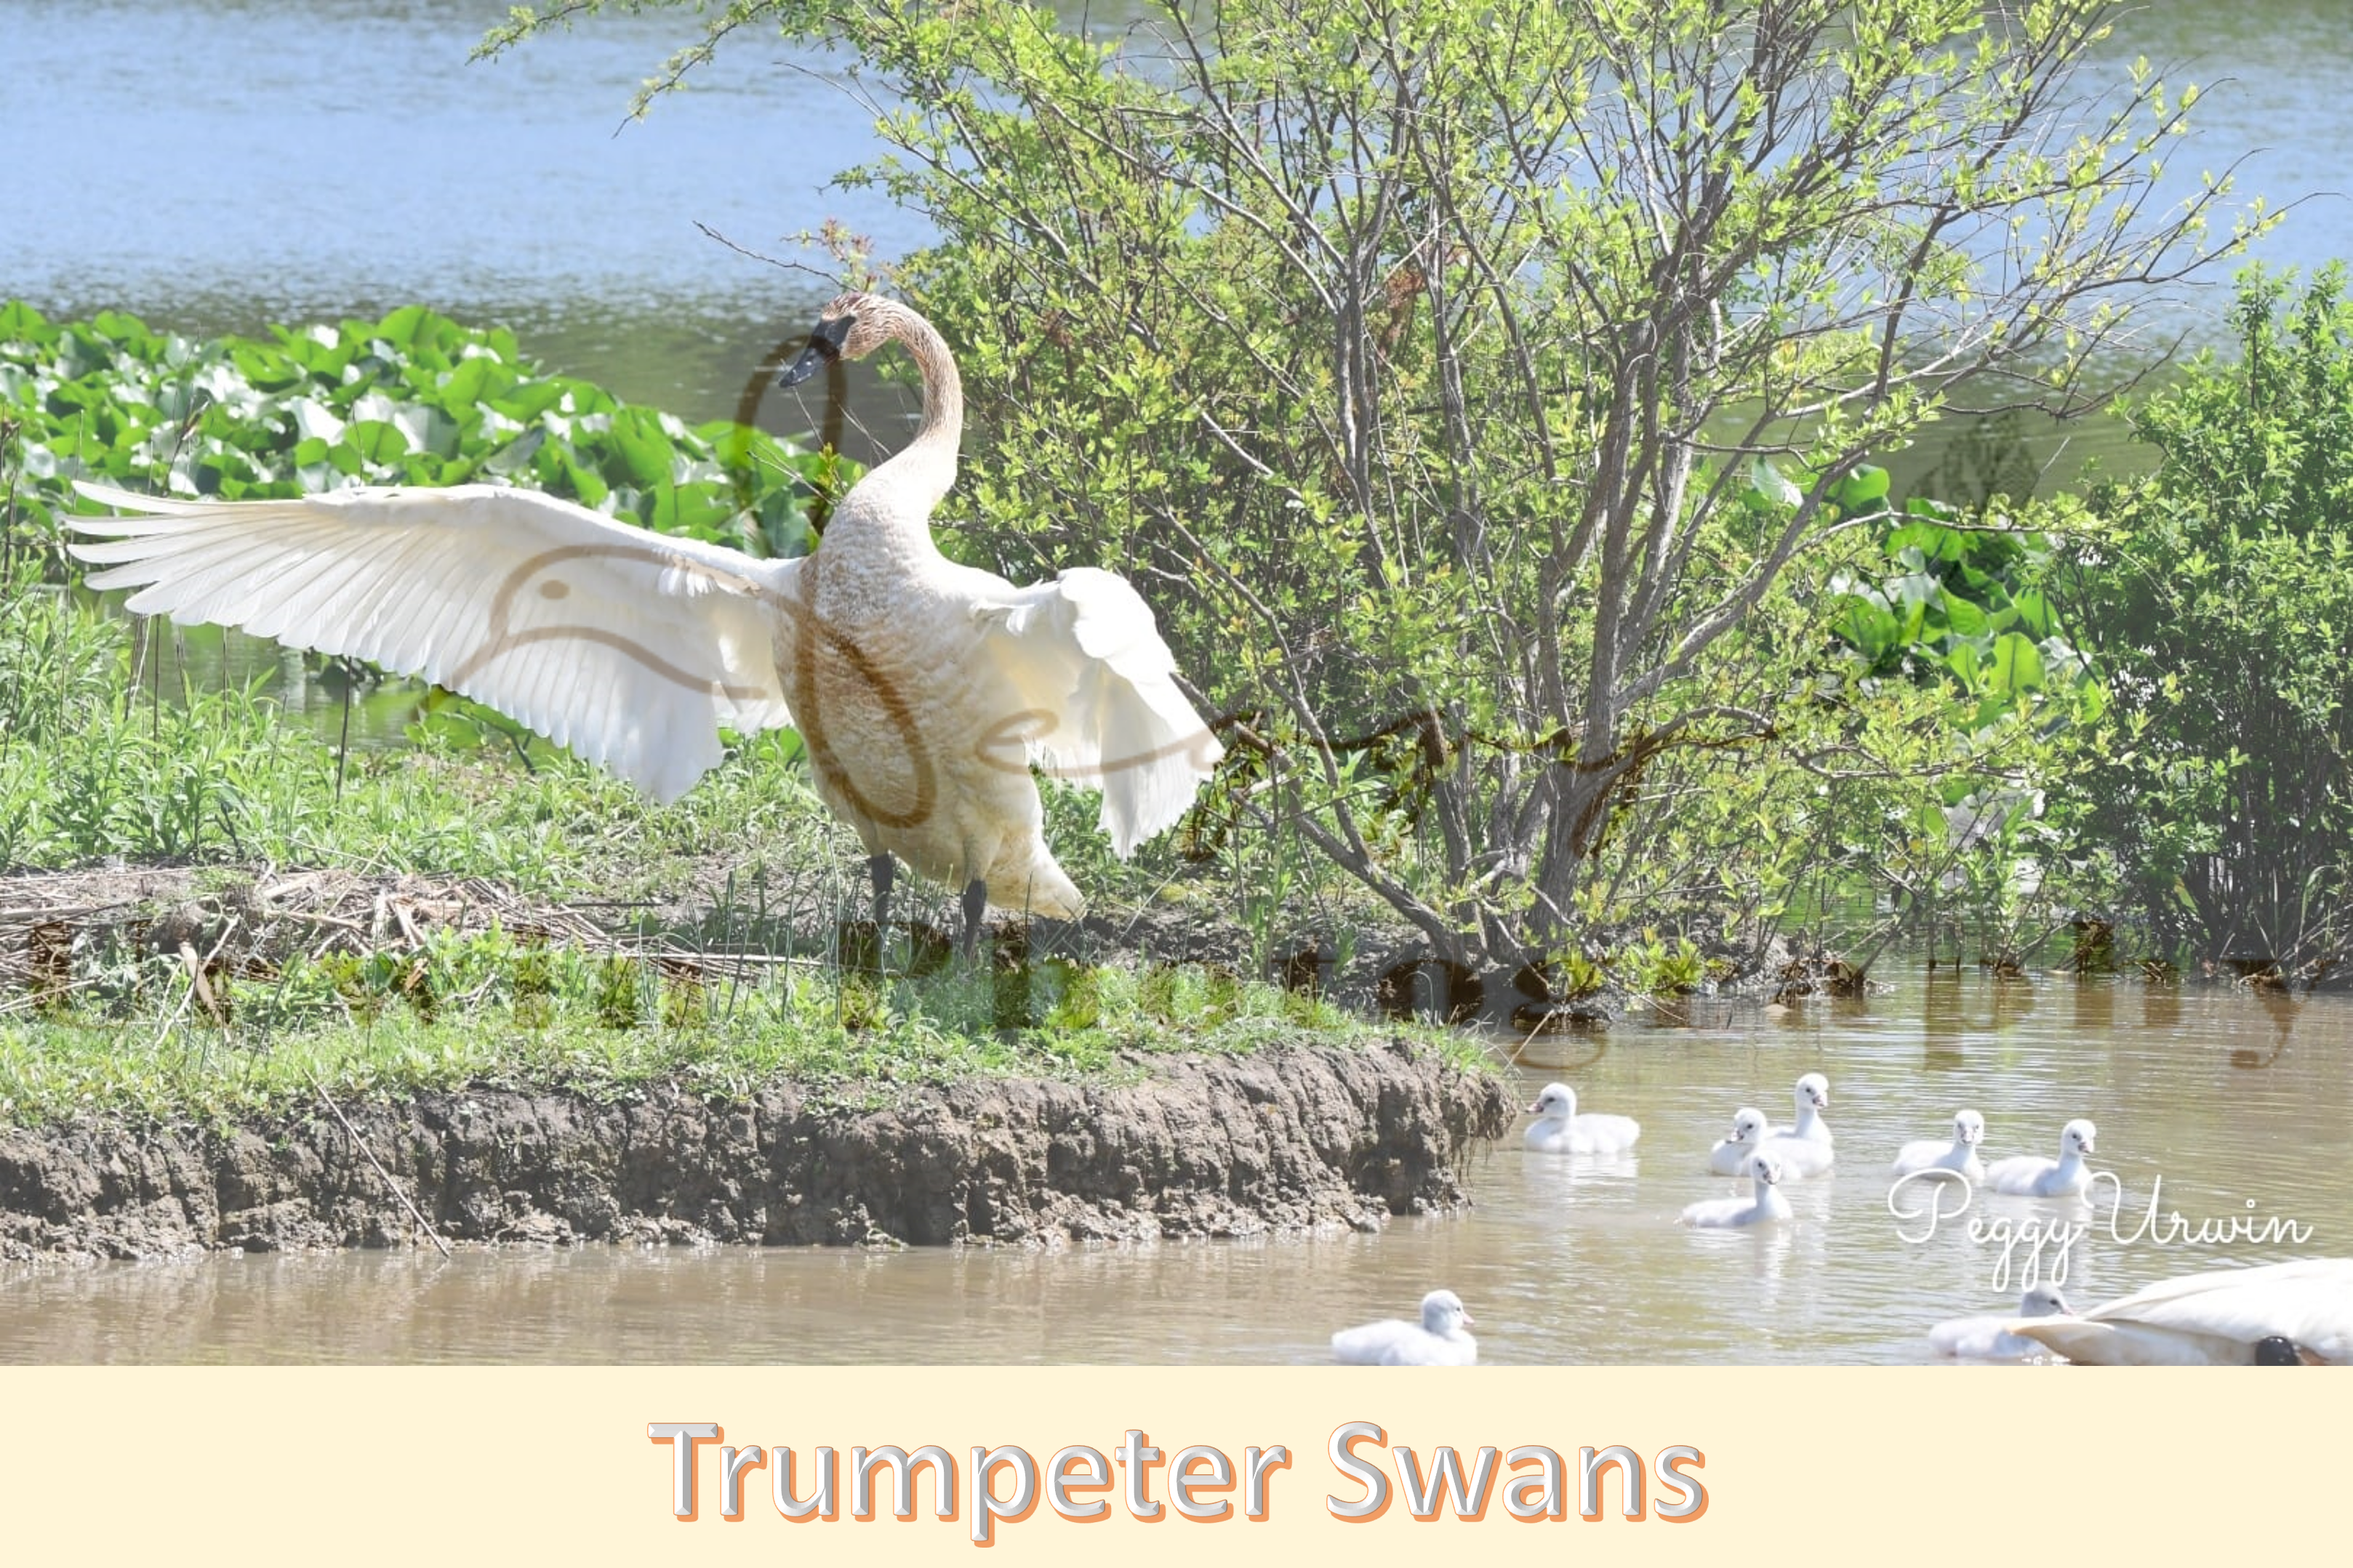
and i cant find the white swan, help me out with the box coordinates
[1523,1082,1641,1155]
[1755,1132,1835,1179]
[1707,1106,1770,1175]
[67,294,1223,955]
[1893,1109,1987,1182]
[2006,1259,2353,1365]
[1769,1072,1835,1147]
[1331,1290,1478,1366]
[1983,1118,2097,1198]
[1680,1154,1794,1228]
[1926,1285,2072,1361]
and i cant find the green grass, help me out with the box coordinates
[0,935,1481,1128]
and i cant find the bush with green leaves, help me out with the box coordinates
[2054,268,2353,977]
[489,0,2239,981]
[1818,489,2108,968]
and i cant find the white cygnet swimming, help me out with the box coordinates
[2006,1258,2353,1365]
[1707,1107,1771,1175]
[1984,1118,2097,1197]
[1769,1072,1835,1146]
[1331,1290,1479,1366]
[1893,1109,1988,1182]
[1927,1285,2072,1360]
[1680,1153,1794,1228]
[1523,1082,1642,1155]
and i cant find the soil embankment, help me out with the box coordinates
[0,1041,1509,1261]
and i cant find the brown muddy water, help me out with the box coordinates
[1,965,2345,1364]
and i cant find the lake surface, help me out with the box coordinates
[4,965,2344,1364]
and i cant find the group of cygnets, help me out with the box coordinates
[1333,1072,2351,1367]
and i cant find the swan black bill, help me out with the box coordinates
[777,313,854,389]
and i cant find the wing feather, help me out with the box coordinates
[978,566,1222,856]
[69,481,798,802]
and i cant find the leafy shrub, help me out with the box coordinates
[2056,268,2353,975]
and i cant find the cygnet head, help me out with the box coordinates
[2019,1285,2071,1318]
[777,291,897,387]
[1953,1109,1986,1146]
[1419,1290,1474,1335]
[1747,1153,1784,1188]
[1528,1083,1576,1119]
[1796,1072,1830,1112]
[1728,1107,1768,1144]
[2061,1118,2097,1157]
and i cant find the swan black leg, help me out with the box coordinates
[961,877,988,962]
[867,853,895,933]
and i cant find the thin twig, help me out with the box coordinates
[307,1069,452,1259]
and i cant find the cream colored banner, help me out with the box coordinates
[0,1367,2335,1559]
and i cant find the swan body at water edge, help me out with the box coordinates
[1681,1154,1793,1229]
[1708,1107,1771,1175]
[1927,1286,2072,1361]
[1332,1290,1478,1366]
[1524,1082,1642,1155]
[2008,1259,2353,1365]
[1893,1109,1988,1183]
[1769,1072,1835,1147]
[1984,1119,2097,1198]
[67,293,1224,957]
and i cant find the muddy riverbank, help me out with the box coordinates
[0,1041,1509,1262]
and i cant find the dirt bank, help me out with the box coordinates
[0,1041,1510,1261]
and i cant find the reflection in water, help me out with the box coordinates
[1923,968,1966,1068]
[3,966,2346,1365]
[2070,978,2117,1040]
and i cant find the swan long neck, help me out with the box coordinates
[860,298,963,529]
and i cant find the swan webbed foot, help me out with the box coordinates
[867,853,896,933]
[960,877,987,962]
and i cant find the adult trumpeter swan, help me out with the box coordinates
[1707,1106,1770,1175]
[1984,1118,2097,1198]
[1331,1290,1478,1366]
[68,293,1223,954]
[2006,1259,2353,1365]
[1523,1082,1641,1155]
[1926,1285,2072,1361]
[1893,1109,1988,1183]
[1680,1153,1793,1228]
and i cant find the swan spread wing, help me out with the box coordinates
[68,481,795,802]
[979,566,1224,856]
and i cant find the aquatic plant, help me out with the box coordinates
[0,299,828,571]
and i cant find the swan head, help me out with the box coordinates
[1748,1153,1784,1188]
[1728,1107,1768,1144]
[2019,1285,2070,1318]
[2061,1118,2097,1157]
[1528,1082,1576,1119]
[1796,1072,1830,1113]
[1419,1290,1474,1335]
[777,292,892,387]
[1953,1109,1986,1146]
